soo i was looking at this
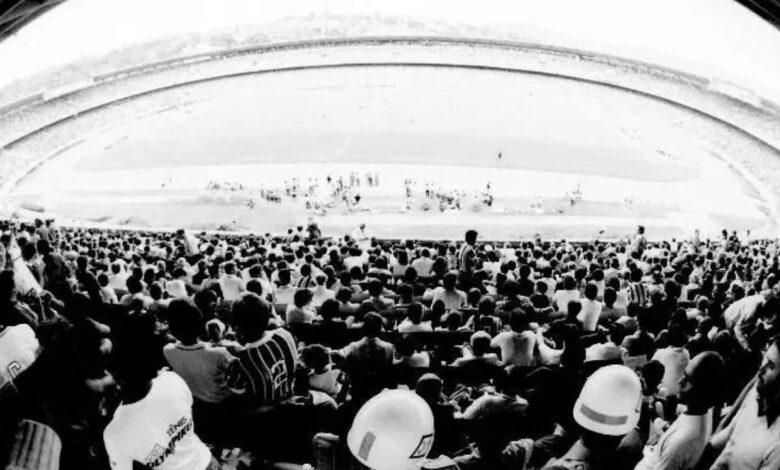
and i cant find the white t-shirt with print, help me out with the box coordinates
[0,324,39,390]
[103,371,212,470]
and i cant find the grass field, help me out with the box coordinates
[7,65,776,240]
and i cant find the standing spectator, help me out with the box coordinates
[458,230,479,290]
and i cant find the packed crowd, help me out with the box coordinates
[0,219,778,470]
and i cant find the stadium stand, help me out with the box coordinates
[0,219,778,470]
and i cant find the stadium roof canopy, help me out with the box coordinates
[1,0,780,103]
[1,0,778,42]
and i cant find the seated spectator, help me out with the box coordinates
[601,287,626,323]
[465,296,501,336]
[219,261,245,302]
[398,302,433,333]
[275,269,296,305]
[425,272,467,311]
[578,281,603,332]
[466,287,483,309]
[622,306,656,360]
[335,287,359,313]
[552,275,580,314]
[0,270,39,328]
[361,279,394,312]
[286,288,317,325]
[635,352,726,470]
[395,283,415,307]
[296,263,316,289]
[651,324,691,398]
[436,311,467,332]
[118,276,154,310]
[316,298,351,332]
[163,298,236,405]
[452,331,500,367]
[585,323,628,365]
[394,334,430,368]
[336,312,394,399]
[105,315,216,470]
[301,344,343,397]
[205,318,241,352]
[193,288,219,321]
[0,321,39,390]
[97,273,118,304]
[231,293,298,407]
[491,310,537,368]
[415,373,459,457]
[530,281,551,309]
[686,317,714,358]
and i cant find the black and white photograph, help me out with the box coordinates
[1,0,780,469]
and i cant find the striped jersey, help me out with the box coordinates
[233,328,298,405]
[627,282,648,306]
[458,244,477,273]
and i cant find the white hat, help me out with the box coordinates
[347,390,435,470]
[572,365,641,436]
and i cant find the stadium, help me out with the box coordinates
[1,1,780,470]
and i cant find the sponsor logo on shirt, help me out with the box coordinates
[144,417,193,468]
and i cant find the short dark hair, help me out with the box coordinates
[584,282,598,300]
[320,299,340,320]
[167,298,204,341]
[336,287,353,303]
[232,293,272,338]
[246,279,263,296]
[294,288,314,308]
[367,279,383,297]
[363,312,384,336]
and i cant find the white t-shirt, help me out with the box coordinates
[411,257,434,277]
[0,324,39,390]
[104,371,212,470]
[397,319,433,333]
[219,274,245,302]
[431,288,467,311]
[651,347,690,397]
[311,286,336,307]
[635,410,712,470]
[552,290,580,314]
[712,385,780,470]
[491,330,536,367]
[578,299,603,332]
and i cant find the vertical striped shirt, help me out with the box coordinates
[234,328,298,405]
[628,282,648,306]
[458,244,476,273]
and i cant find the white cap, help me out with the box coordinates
[347,390,435,470]
[572,365,641,436]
